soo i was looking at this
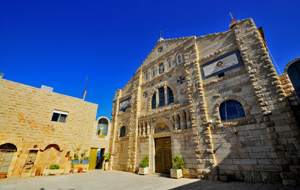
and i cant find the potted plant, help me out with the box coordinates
[66,151,70,157]
[78,167,83,173]
[68,156,72,161]
[35,167,42,176]
[70,162,75,173]
[71,154,80,164]
[103,153,111,171]
[171,155,185,179]
[138,156,149,175]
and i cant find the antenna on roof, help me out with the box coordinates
[82,76,88,100]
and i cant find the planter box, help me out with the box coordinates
[170,169,183,179]
[42,169,65,176]
[138,167,149,175]
[71,160,80,164]
[21,172,31,178]
[81,160,90,164]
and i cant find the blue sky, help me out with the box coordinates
[1,0,299,120]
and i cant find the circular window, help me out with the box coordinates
[158,46,163,53]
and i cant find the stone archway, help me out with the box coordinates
[149,117,174,174]
[0,143,17,176]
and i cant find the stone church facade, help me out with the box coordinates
[109,18,300,185]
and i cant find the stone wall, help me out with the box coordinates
[0,79,110,177]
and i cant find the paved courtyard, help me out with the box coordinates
[0,170,299,190]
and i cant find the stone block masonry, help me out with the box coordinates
[0,79,110,177]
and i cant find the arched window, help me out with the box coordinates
[158,87,165,107]
[167,87,174,104]
[97,118,109,136]
[176,53,183,65]
[167,58,173,68]
[219,100,245,121]
[120,126,126,137]
[151,67,156,78]
[144,72,149,82]
[159,63,164,74]
[152,92,156,109]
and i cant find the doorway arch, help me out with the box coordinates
[150,117,174,174]
[0,143,17,175]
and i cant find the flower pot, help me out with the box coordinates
[35,172,40,176]
[70,169,73,173]
[66,154,70,157]
[170,169,183,179]
[68,158,72,161]
[104,162,109,171]
[0,172,7,179]
[78,169,83,173]
[138,167,149,175]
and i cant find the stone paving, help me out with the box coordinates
[0,170,299,190]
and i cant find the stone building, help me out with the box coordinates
[109,18,300,185]
[0,79,111,177]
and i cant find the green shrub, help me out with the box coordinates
[172,155,185,170]
[49,164,59,169]
[141,156,149,168]
[84,157,89,160]
[103,153,111,160]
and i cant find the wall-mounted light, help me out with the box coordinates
[233,127,238,135]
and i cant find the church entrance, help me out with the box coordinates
[155,137,172,173]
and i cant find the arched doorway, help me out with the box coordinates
[0,143,17,174]
[154,124,172,173]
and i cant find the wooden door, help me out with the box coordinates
[0,152,14,173]
[155,137,172,173]
[88,148,98,170]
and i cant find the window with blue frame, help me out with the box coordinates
[120,126,126,137]
[152,92,156,109]
[158,87,165,107]
[167,87,174,104]
[219,100,245,120]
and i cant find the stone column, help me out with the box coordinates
[174,114,179,130]
[164,86,168,105]
[146,120,150,135]
[138,122,142,136]
[179,112,186,129]
[142,121,146,136]
[185,111,191,129]
[156,89,159,108]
